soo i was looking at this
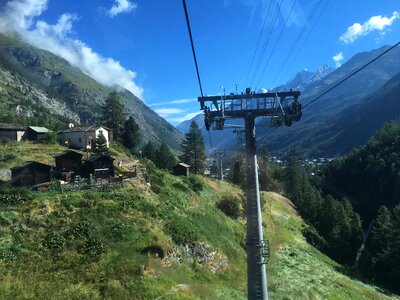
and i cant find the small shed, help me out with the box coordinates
[27,126,49,142]
[54,150,83,182]
[173,163,191,176]
[11,161,52,187]
[83,154,115,179]
[0,123,26,142]
[54,150,83,172]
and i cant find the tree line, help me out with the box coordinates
[319,122,400,293]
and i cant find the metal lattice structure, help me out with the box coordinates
[198,89,302,300]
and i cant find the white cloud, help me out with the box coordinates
[149,98,197,107]
[332,52,344,68]
[340,11,399,44]
[168,112,202,124]
[155,108,186,118]
[108,0,137,18]
[0,0,144,99]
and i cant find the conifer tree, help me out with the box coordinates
[180,121,206,175]
[142,141,157,162]
[155,142,177,170]
[228,159,245,186]
[93,130,109,156]
[102,91,124,141]
[122,116,140,153]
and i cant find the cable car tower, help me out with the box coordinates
[199,88,302,300]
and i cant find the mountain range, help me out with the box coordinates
[0,33,182,150]
[178,44,400,158]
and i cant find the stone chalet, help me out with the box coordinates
[57,125,113,150]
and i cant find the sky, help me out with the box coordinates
[0,0,399,125]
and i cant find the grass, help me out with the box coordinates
[0,142,397,299]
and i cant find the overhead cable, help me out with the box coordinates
[182,0,204,97]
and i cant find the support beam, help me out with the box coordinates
[245,116,268,300]
[199,89,301,300]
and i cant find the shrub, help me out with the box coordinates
[0,151,16,162]
[83,237,105,259]
[148,171,165,194]
[43,232,66,252]
[0,249,17,261]
[67,221,92,239]
[301,225,329,251]
[0,187,31,205]
[166,217,198,245]
[217,196,241,219]
[185,175,204,192]
[61,195,81,209]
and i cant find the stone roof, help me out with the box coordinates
[57,126,112,134]
[0,123,26,130]
[57,125,96,134]
[87,154,115,162]
[10,161,52,170]
[28,126,49,133]
[53,150,83,158]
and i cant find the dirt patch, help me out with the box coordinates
[205,179,219,191]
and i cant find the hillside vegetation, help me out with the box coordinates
[0,143,395,299]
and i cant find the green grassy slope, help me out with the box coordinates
[0,143,396,299]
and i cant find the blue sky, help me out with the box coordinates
[0,0,399,125]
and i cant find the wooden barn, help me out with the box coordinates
[173,163,191,176]
[83,155,115,179]
[0,123,26,142]
[54,150,83,182]
[11,161,52,187]
[26,126,49,142]
[54,151,83,172]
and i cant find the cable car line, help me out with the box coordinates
[303,41,400,110]
[280,0,330,83]
[249,0,284,89]
[182,0,204,97]
[254,0,298,90]
[271,0,323,87]
[243,0,274,89]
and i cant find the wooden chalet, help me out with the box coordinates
[0,123,26,142]
[173,163,191,176]
[54,150,83,182]
[27,126,49,142]
[83,154,115,179]
[54,150,83,172]
[11,161,52,187]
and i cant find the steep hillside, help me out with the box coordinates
[294,72,400,157]
[0,33,182,149]
[0,144,395,299]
